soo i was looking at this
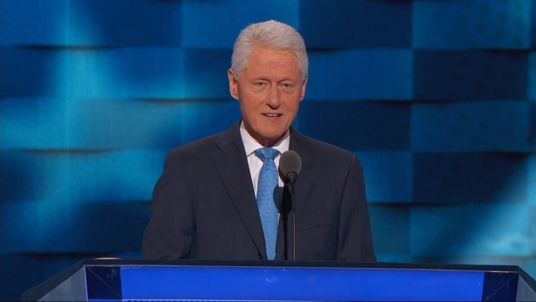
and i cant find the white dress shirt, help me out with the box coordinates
[239,122,290,198]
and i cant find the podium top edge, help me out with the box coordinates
[82,259,523,272]
[82,259,536,287]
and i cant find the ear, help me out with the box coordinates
[228,69,239,100]
[299,77,308,102]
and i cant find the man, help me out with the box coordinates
[143,20,375,262]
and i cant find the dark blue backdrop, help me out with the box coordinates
[1,0,535,300]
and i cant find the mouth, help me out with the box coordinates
[262,112,283,118]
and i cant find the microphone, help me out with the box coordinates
[278,150,301,261]
[279,150,302,185]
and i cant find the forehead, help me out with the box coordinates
[242,47,301,79]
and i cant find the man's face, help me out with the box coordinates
[228,47,307,147]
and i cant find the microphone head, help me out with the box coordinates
[279,150,302,184]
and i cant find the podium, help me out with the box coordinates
[23,260,536,301]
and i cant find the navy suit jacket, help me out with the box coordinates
[143,124,375,262]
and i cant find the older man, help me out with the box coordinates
[143,20,375,262]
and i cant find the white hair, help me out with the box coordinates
[231,20,308,79]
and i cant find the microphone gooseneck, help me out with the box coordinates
[278,150,302,261]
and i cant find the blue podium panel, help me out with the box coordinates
[118,266,484,301]
[23,260,536,302]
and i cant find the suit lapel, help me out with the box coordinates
[281,128,315,260]
[210,125,266,258]
[289,128,315,212]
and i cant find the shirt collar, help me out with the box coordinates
[239,121,290,157]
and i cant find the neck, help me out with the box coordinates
[243,124,287,148]
[254,135,282,148]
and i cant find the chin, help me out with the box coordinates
[265,133,286,143]
[251,124,288,144]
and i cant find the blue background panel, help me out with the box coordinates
[1,98,240,149]
[0,201,149,253]
[181,0,299,48]
[297,102,410,150]
[0,48,231,99]
[357,151,413,203]
[300,0,412,49]
[411,101,530,152]
[0,48,60,97]
[61,48,230,99]
[414,51,528,100]
[411,204,535,258]
[413,0,531,49]
[368,204,411,262]
[531,103,536,151]
[0,150,162,203]
[530,52,536,100]
[1,48,183,98]
[413,153,528,204]
[532,2,536,48]
[0,0,71,45]
[307,50,413,101]
[529,155,536,205]
[0,0,182,46]
[179,49,233,99]
[2,98,74,149]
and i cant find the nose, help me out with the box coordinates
[266,85,281,108]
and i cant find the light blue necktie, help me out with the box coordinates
[255,147,280,260]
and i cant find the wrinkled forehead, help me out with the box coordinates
[241,47,302,77]
[243,46,305,79]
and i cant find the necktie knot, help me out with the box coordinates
[255,148,279,162]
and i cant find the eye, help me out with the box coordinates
[251,81,268,92]
[253,81,267,87]
[279,82,295,92]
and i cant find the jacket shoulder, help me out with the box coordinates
[165,125,239,164]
